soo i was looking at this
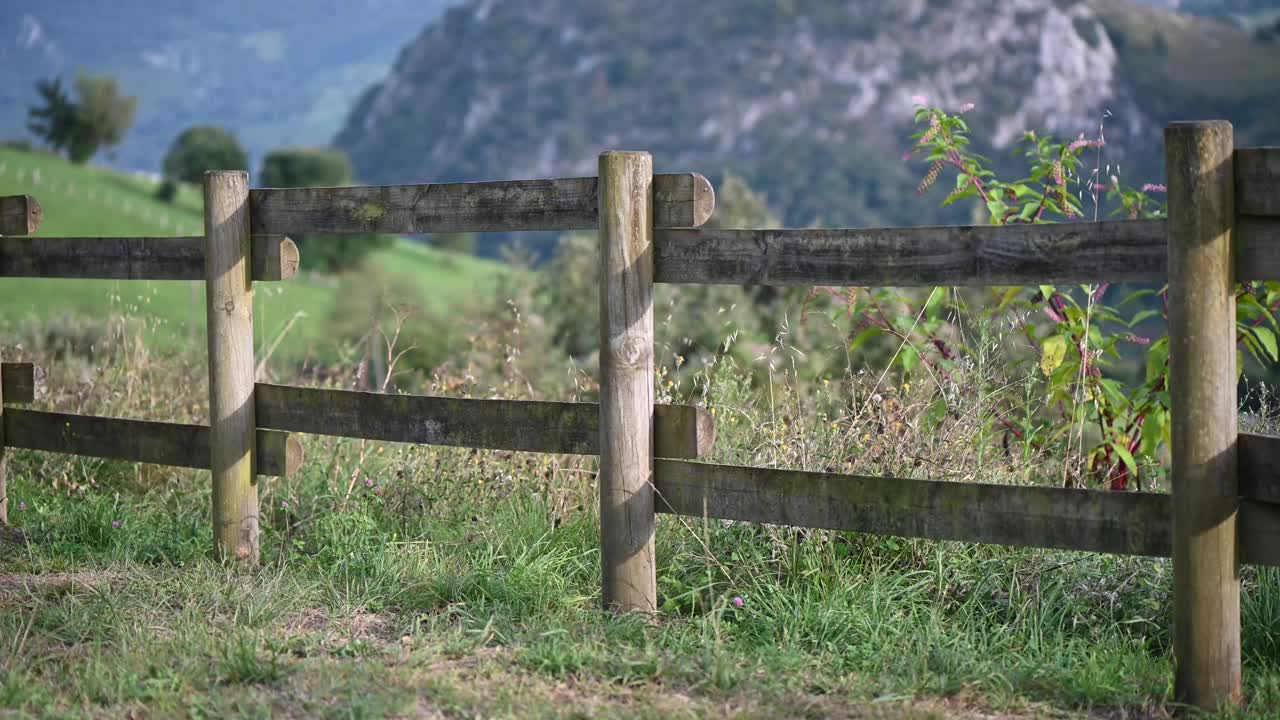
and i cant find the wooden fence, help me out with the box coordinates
[1,121,1278,710]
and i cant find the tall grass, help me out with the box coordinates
[2,286,1278,718]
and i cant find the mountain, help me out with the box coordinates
[0,1,456,173]
[335,0,1280,240]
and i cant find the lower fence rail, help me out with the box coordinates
[3,407,303,477]
[653,459,1280,567]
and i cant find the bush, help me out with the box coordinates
[431,232,476,255]
[162,126,248,185]
[154,179,179,203]
[259,147,392,271]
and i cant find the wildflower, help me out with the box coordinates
[18,501,26,512]
[111,520,121,529]
[281,500,289,509]
[732,596,745,608]
[958,102,975,113]
[917,159,944,194]
[911,94,927,106]
[1141,183,1167,193]
[364,478,374,488]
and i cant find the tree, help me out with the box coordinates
[259,147,391,271]
[26,76,78,157]
[430,232,475,255]
[27,73,137,164]
[163,126,248,185]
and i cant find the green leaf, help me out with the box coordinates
[848,327,882,353]
[1127,309,1160,327]
[1254,326,1279,361]
[1111,442,1139,479]
[1041,335,1068,376]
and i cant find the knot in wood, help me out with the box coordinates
[613,336,649,369]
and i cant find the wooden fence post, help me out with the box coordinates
[0,194,42,525]
[1165,120,1241,710]
[0,346,6,526]
[203,171,259,565]
[598,151,657,613]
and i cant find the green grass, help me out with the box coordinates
[0,145,505,364]
[2,327,1278,719]
[4,458,1279,719]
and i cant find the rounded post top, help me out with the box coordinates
[1165,120,1233,139]
[598,150,652,160]
[202,170,250,181]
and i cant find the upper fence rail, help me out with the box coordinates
[1237,147,1280,216]
[249,173,716,235]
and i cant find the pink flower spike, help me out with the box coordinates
[1141,183,1167,193]
[281,500,289,509]
[732,596,745,608]
[111,520,121,529]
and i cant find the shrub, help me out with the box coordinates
[162,126,248,187]
[259,147,392,271]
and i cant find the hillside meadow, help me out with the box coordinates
[0,146,504,368]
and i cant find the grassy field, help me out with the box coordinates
[0,146,504,365]
[2,310,1279,719]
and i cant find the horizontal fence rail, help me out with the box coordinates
[0,194,42,236]
[2,408,303,477]
[1,362,34,403]
[0,234,299,281]
[1236,148,1280,217]
[655,218,1280,286]
[249,173,715,235]
[653,460,1280,566]
[1237,432,1280,505]
[255,383,714,458]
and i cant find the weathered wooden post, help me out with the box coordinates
[0,345,6,526]
[203,171,259,565]
[597,151,657,613]
[1165,120,1241,710]
[0,194,42,525]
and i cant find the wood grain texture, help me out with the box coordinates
[249,173,713,235]
[597,151,657,613]
[654,460,1172,556]
[1238,432,1280,505]
[652,460,1280,567]
[1236,217,1280,280]
[2,408,301,476]
[204,171,259,565]
[0,235,297,280]
[254,383,712,459]
[655,218,1280,285]
[1166,120,1241,710]
[0,194,42,236]
[1235,147,1280,217]
[0,363,35,404]
[654,220,1168,286]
